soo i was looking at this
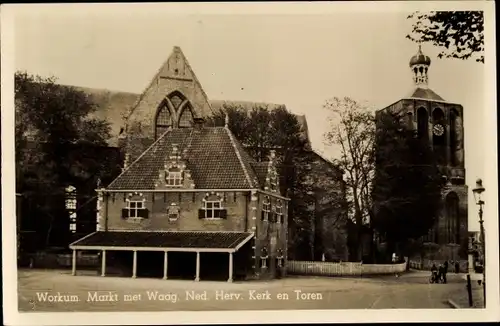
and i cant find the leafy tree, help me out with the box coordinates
[15,71,116,247]
[371,110,445,258]
[208,104,316,260]
[406,11,484,63]
[323,97,375,261]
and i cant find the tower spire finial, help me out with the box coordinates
[409,45,431,88]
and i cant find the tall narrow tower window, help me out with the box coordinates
[449,109,460,166]
[432,108,446,164]
[417,107,428,140]
[445,192,460,244]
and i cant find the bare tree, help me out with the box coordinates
[324,97,375,260]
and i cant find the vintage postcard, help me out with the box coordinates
[1,2,499,325]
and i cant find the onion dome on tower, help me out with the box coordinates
[409,45,431,88]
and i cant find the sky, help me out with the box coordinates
[11,3,493,231]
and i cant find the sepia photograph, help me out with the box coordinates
[1,2,498,325]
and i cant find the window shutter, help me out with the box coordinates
[198,209,205,219]
[137,208,149,219]
[220,209,227,219]
[121,208,128,219]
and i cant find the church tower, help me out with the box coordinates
[376,45,468,262]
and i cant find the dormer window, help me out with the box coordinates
[261,196,271,222]
[270,179,278,192]
[166,168,183,187]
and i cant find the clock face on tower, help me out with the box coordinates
[433,124,445,136]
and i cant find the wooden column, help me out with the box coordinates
[71,249,77,276]
[101,250,106,277]
[228,252,233,283]
[195,251,200,282]
[132,250,137,278]
[163,251,168,280]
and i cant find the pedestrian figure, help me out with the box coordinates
[438,264,445,283]
[430,264,438,283]
[443,261,448,284]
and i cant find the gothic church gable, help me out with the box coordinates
[123,46,214,161]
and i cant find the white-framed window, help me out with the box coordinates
[126,200,145,218]
[276,200,283,224]
[65,185,77,233]
[262,196,271,222]
[260,247,269,269]
[166,169,183,186]
[203,199,223,219]
[276,249,284,268]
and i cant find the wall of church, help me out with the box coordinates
[421,184,469,260]
[310,153,349,262]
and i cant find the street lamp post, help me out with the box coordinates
[472,178,486,307]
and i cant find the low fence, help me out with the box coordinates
[409,259,468,273]
[287,260,407,277]
[19,252,99,269]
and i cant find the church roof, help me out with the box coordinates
[74,86,312,147]
[106,126,260,190]
[408,87,445,102]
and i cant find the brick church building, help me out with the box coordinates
[69,46,348,280]
[376,46,468,264]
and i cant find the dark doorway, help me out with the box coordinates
[136,251,164,278]
[167,252,196,280]
[200,252,230,281]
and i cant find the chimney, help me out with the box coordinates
[193,117,205,131]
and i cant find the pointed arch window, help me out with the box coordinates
[155,104,172,139]
[178,106,194,128]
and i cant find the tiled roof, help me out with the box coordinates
[408,87,445,102]
[70,231,253,249]
[251,162,269,186]
[106,126,260,190]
